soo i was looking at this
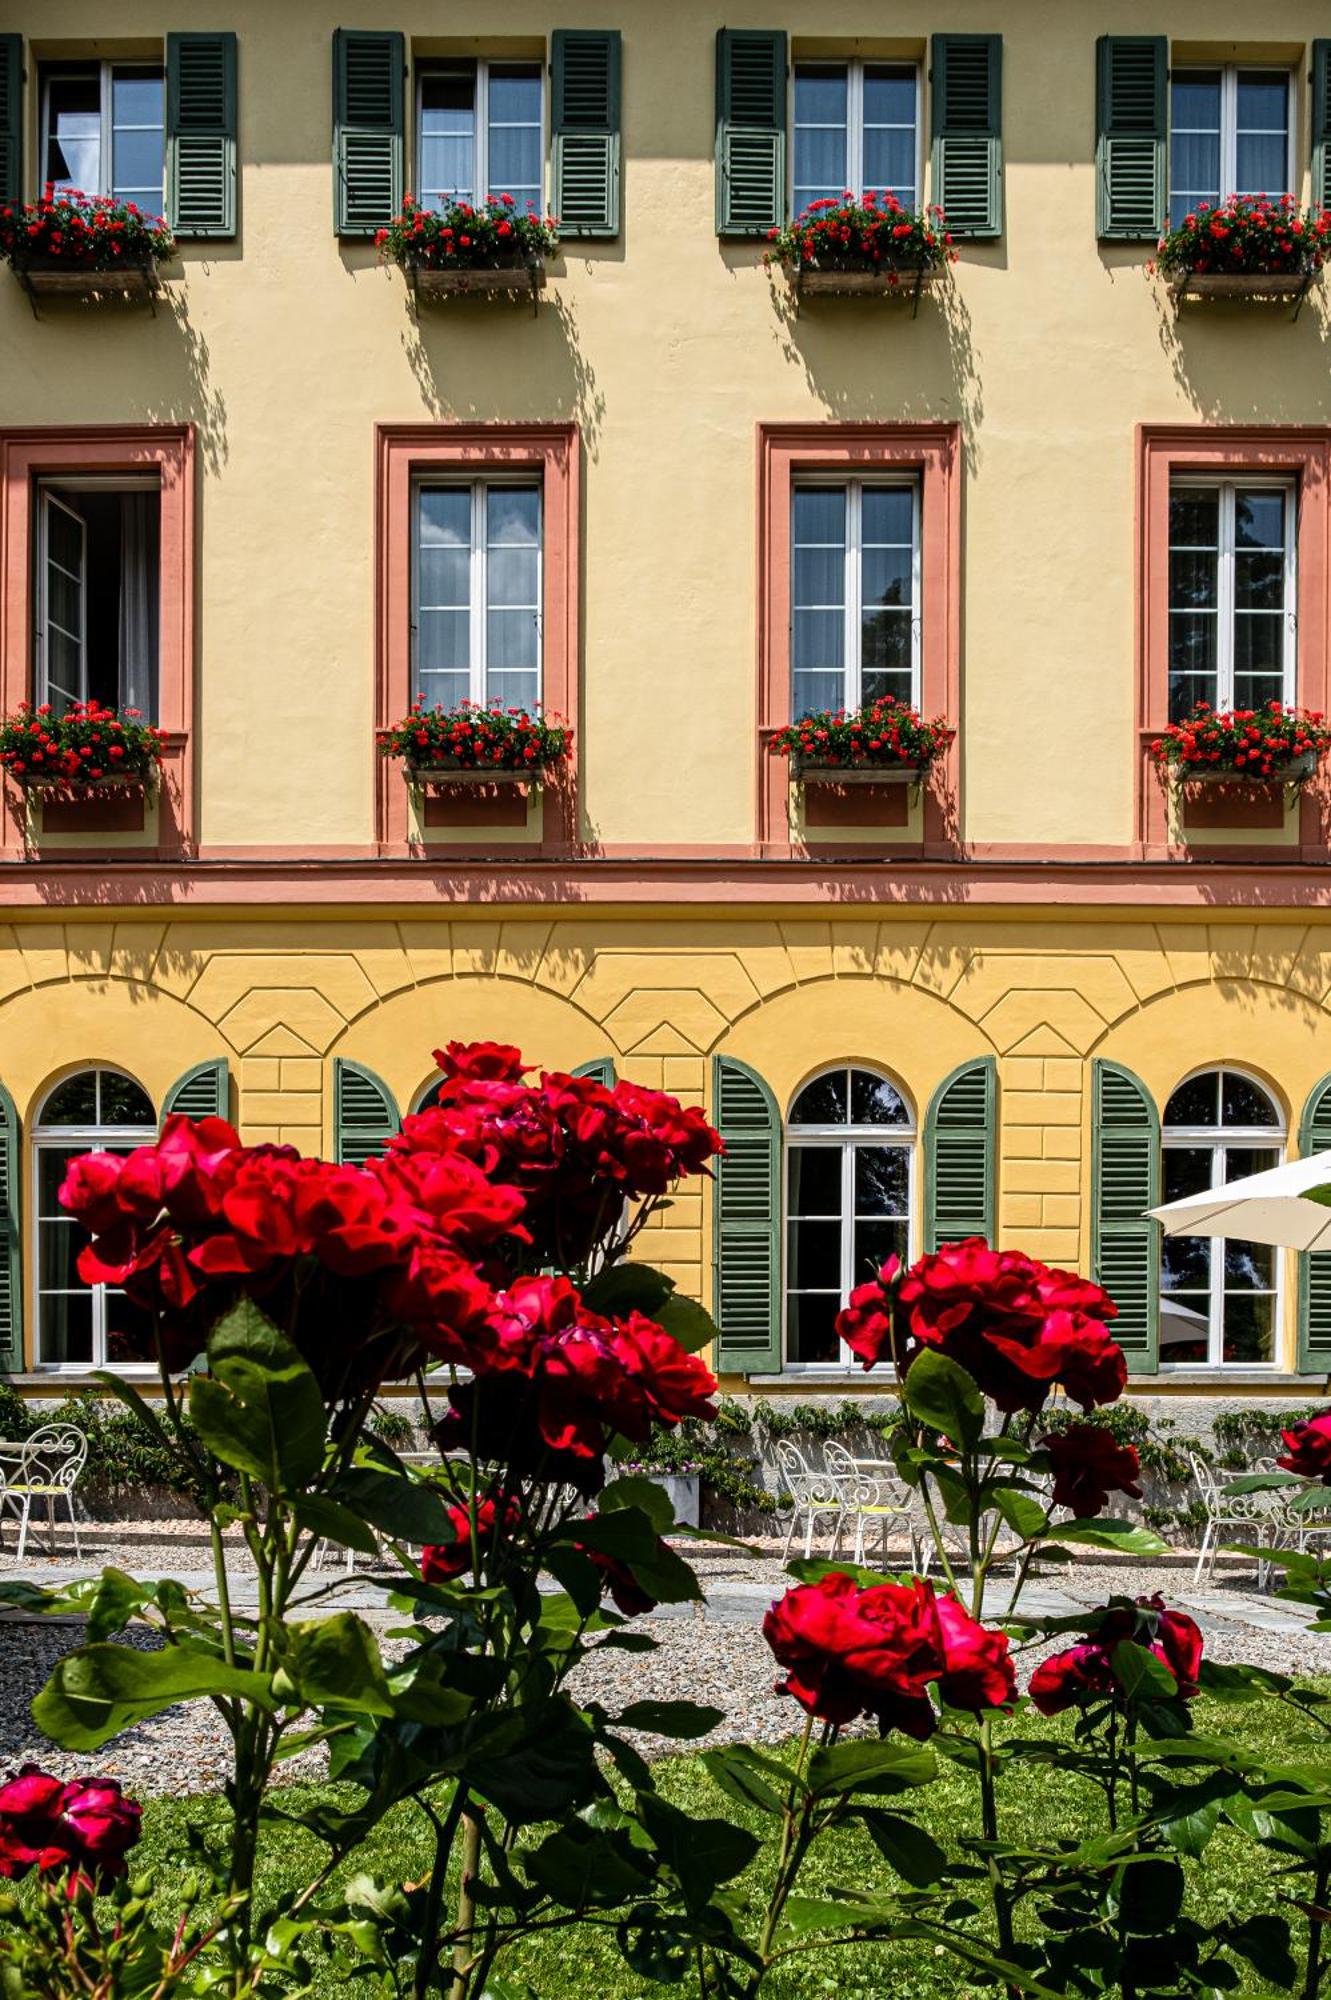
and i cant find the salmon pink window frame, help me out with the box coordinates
[756,423,961,856]
[375,424,580,855]
[0,426,196,858]
[1137,426,1331,858]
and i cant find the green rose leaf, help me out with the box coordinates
[1054,1518,1170,1556]
[614,1700,724,1739]
[281,1613,394,1716]
[522,1823,654,1910]
[901,1349,984,1450]
[556,1504,700,1604]
[855,1805,948,1885]
[653,1293,722,1356]
[292,1495,380,1557]
[579,1262,676,1316]
[700,1743,801,1816]
[1111,1639,1178,1702]
[34,1642,276,1752]
[807,1739,936,1798]
[189,1301,326,1491]
[330,1467,457,1545]
[638,1792,759,1912]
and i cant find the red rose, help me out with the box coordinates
[763,1571,945,1731]
[1277,1409,1331,1480]
[1029,1642,1116,1716]
[0,1766,141,1885]
[1028,1595,1202,1715]
[935,1593,1016,1713]
[578,1538,662,1617]
[836,1257,902,1368]
[421,1495,520,1581]
[432,1040,530,1085]
[1041,1425,1143,1517]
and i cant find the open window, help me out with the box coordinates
[36,479,160,720]
[42,62,165,211]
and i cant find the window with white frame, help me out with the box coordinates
[412,482,542,712]
[785,1066,914,1368]
[1167,480,1295,723]
[792,62,919,215]
[1168,67,1291,229]
[417,62,544,215]
[34,1068,158,1371]
[36,478,161,720]
[1160,1068,1284,1368]
[42,63,165,211]
[791,482,919,718]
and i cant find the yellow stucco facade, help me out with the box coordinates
[3,3,1331,1393]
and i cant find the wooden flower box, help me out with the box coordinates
[1176,751,1319,786]
[1168,269,1318,316]
[8,768,155,794]
[793,263,938,300]
[10,253,161,314]
[789,758,926,786]
[405,258,546,308]
[405,763,552,787]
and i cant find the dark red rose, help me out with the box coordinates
[1029,1643,1116,1716]
[1278,1410,1331,1481]
[420,1496,520,1582]
[580,1541,661,1617]
[836,1258,902,1369]
[762,1571,945,1731]
[1041,1425,1143,1517]
[0,1766,141,1885]
[935,1594,1016,1714]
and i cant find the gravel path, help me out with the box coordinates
[2,1543,1327,1792]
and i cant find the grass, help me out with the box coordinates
[107,1689,1331,1997]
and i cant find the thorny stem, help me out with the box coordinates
[449,1811,483,2000]
[752,1711,818,1983]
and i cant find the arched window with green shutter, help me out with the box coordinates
[334,1059,401,1166]
[924,1057,996,1251]
[711,1055,781,1374]
[1298,1075,1331,1377]
[164,1058,230,1123]
[1091,1059,1160,1374]
[0,1082,20,1374]
[572,1059,616,1087]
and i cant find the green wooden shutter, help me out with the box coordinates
[332,28,404,237]
[0,35,21,210]
[572,1058,616,1086]
[1313,44,1331,216]
[1091,1059,1160,1374]
[164,1058,231,1122]
[334,1058,401,1165]
[552,30,620,237]
[1095,36,1166,240]
[712,1055,781,1373]
[1298,1076,1331,1376]
[924,1058,996,1251]
[930,34,1002,239]
[166,32,237,237]
[0,1083,21,1375]
[715,28,786,237]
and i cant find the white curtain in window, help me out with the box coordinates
[117,494,159,718]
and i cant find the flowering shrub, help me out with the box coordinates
[1154,192,1331,280]
[376,192,559,270]
[0,701,165,792]
[11,1085,1331,1996]
[1152,700,1331,781]
[766,192,955,278]
[772,695,955,772]
[0,186,174,269]
[378,700,572,775]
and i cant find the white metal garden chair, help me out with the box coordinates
[773,1438,845,1561]
[0,1423,87,1560]
[821,1439,919,1569]
[1190,1451,1292,1587]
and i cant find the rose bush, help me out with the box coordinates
[7,1077,1331,1998]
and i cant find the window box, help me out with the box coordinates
[793,263,939,303]
[789,756,925,785]
[405,255,546,305]
[768,196,952,317]
[10,250,161,309]
[1,194,174,316]
[405,762,548,787]
[1152,706,1331,790]
[7,767,153,795]
[1177,749,1318,785]
[1168,269,1318,310]
[1154,195,1328,318]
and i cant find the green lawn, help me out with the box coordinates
[113,1691,1331,1997]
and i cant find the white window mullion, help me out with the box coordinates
[1209,1142,1224,1367]
[471,483,486,706]
[1218,484,1236,710]
[476,62,490,203]
[97,61,111,197]
[1219,67,1237,195]
[846,62,864,199]
[846,481,862,710]
[838,1140,855,1366]
[910,483,923,708]
[1283,489,1298,703]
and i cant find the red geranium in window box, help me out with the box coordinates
[765,193,955,300]
[0,186,174,296]
[379,701,572,783]
[376,194,559,300]
[0,701,165,795]
[772,695,954,781]
[1153,193,1331,306]
[1151,701,1331,784]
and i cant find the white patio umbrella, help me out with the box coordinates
[1149,1148,1331,1251]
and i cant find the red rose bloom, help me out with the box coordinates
[0,1766,141,1885]
[420,1495,520,1582]
[1029,1642,1117,1716]
[762,1571,945,1731]
[579,1540,663,1617]
[935,1593,1017,1714]
[1041,1425,1143,1517]
[1278,1409,1331,1481]
[1028,1595,1202,1715]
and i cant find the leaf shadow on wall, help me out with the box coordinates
[1148,266,1331,426]
[398,277,606,462]
[760,258,985,476]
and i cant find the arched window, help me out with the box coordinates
[785,1065,914,1369]
[34,1067,156,1370]
[1161,1067,1284,1368]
